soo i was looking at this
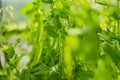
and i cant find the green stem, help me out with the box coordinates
[58,29,65,78]
[117,0,120,49]
[25,68,31,80]
[58,34,63,72]
[9,70,13,80]
[31,14,43,66]
[117,0,119,34]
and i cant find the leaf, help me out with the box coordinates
[103,43,120,68]
[45,25,58,38]
[95,0,108,6]
[2,45,15,59]
[21,2,36,17]
[41,0,53,3]
[9,55,20,69]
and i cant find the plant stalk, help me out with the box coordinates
[117,0,120,34]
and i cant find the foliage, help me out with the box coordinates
[0,0,120,80]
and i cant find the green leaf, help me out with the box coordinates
[21,2,36,16]
[103,43,120,68]
[41,0,53,3]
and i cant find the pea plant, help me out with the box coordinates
[0,0,120,80]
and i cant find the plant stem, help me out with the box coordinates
[9,70,13,80]
[117,0,119,34]
[117,0,120,49]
